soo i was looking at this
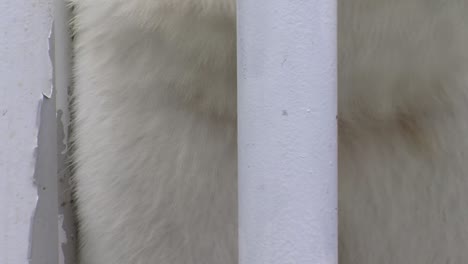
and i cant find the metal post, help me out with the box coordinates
[0,0,54,263]
[237,0,337,263]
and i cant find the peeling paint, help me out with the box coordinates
[28,99,41,263]
[30,17,59,264]
[43,25,54,99]
[58,215,67,263]
[29,0,76,262]
[57,110,77,264]
[30,93,59,264]
[0,1,54,262]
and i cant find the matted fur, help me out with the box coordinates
[70,0,468,263]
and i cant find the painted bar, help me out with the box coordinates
[0,0,54,263]
[237,0,337,263]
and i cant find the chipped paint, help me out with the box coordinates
[30,0,77,262]
[0,0,54,263]
[58,215,67,263]
[57,109,77,264]
[30,90,59,264]
[43,26,54,99]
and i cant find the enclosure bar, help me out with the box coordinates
[237,0,338,263]
[0,1,54,263]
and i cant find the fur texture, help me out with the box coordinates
[71,1,236,263]
[70,0,468,263]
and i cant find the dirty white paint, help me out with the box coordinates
[237,0,337,263]
[0,0,54,263]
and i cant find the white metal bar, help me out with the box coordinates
[237,0,337,263]
[0,1,54,263]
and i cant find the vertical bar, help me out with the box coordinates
[237,0,337,263]
[0,0,54,263]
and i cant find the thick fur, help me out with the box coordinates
[71,0,468,263]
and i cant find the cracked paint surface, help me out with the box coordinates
[31,1,77,263]
[0,0,54,263]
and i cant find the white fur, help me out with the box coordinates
[70,0,468,263]
[71,1,236,263]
